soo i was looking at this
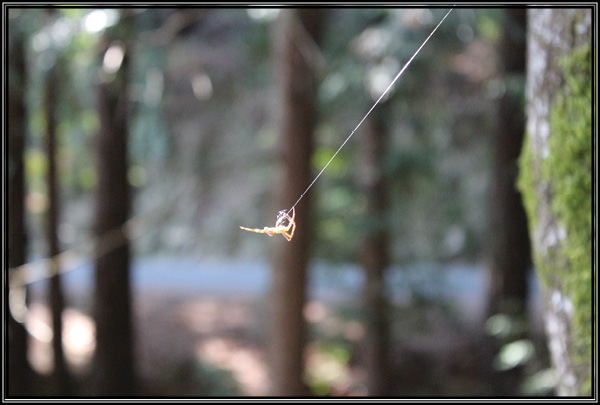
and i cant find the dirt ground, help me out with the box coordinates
[25,285,549,397]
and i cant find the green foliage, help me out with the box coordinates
[522,368,558,396]
[493,339,535,371]
[385,149,435,184]
[306,339,353,396]
[25,148,47,191]
[312,147,350,177]
[485,313,528,341]
[145,358,241,396]
[476,9,503,42]
[308,8,494,263]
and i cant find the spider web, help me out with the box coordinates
[285,6,455,216]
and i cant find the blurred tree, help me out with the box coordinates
[484,8,530,394]
[518,8,592,396]
[486,9,530,317]
[270,9,324,396]
[359,104,391,395]
[93,12,136,396]
[7,11,33,397]
[44,47,72,395]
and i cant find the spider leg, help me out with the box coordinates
[280,208,296,241]
[240,226,275,236]
[282,220,296,241]
[240,226,262,233]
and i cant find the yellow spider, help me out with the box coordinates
[240,207,296,242]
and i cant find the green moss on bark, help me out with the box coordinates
[518,43,592,395]
[548,43,592,394]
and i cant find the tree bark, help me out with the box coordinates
[518,8,592,396]
[93,16,136,396]
[8,19,33,397]
[270,9,323,396]
[359,105,391,396]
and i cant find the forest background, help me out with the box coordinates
[6,5,594,398]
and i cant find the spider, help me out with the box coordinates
[239,207,296,242]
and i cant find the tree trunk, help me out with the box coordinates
[93,16,136,396]
[44,56,72,396]
[270,9,323,396]
[486,8,531,318]
[359,105,391,396]
[8,20,33,397]
[484,9,530,395]
[518,8,592,396]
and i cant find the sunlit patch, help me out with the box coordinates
[522,368,558,395]
[82,9,119,33]
[485,313,513,338]
[26,304,53,375]
[9,284,28,323]
[196,337,267,396]
[304,300,328,323]
[342,320,364,341]
[128,165,147,188]
[179,299,220,334]
[247,8,280,22]
[398,9,433,28]
[26,304,96,374]
[26,191,48,214]
[191,72,213,101]
[103,42,125,74]
[352,28,390,59]
[179,299,249,334]
[306,342,353,395]
[366,57,400,101]
[32,30,50,52]
[62,308,96,370]
[26,303,53,343]
[494,339,535,371]
[50,18,73,48]
[320,72,347,102]
[450,41,497,82]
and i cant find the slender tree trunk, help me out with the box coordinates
[359,105,391,396]
[270,9,323,396]
[8,21,33,397]
[44,57,72,396]
[485,9,530,395]
[486,9,530,317]
[518,8,592,396]
[93,17,136,396]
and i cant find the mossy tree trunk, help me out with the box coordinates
[270,9,323,396]
[518,8,592,396]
